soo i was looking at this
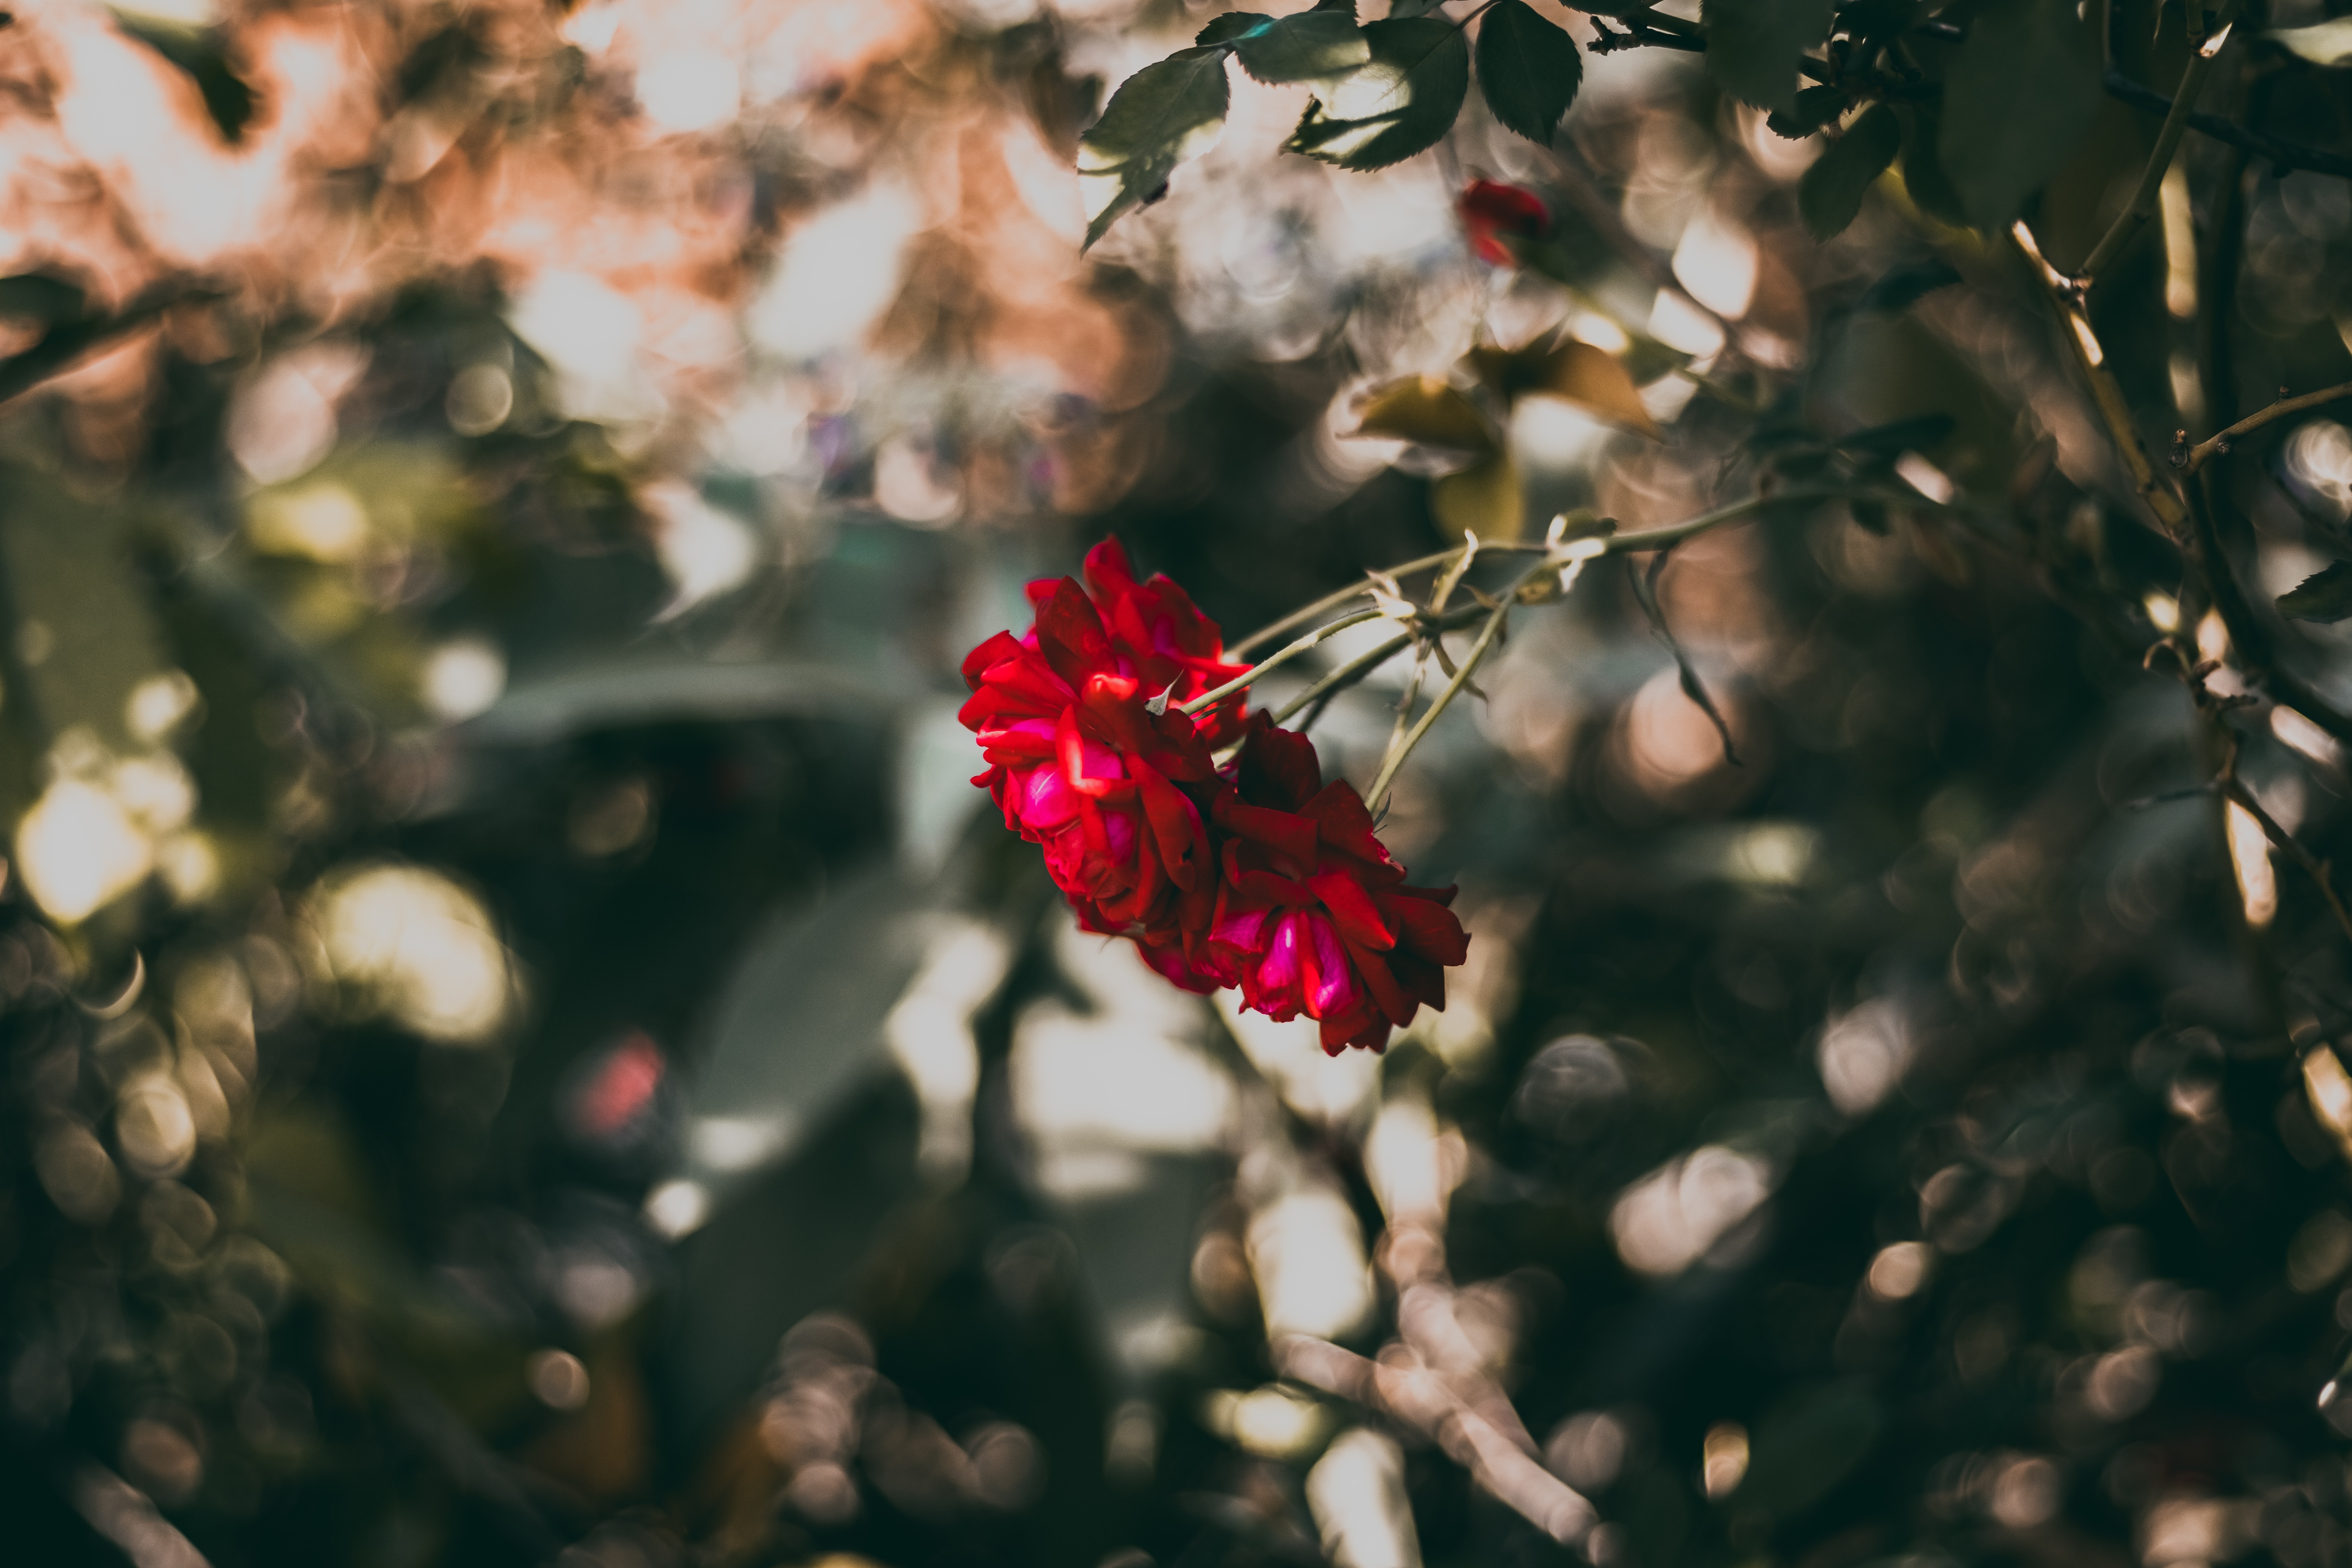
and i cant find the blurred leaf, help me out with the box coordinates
[1736,1380,1880,1516]
[1475,0,1581,145]
[1897,101,1971,227]
[111,14,257,143]
[2270,17,2352,65]
[1353,374,1498,452]
[1533,340,1659,435]
[1285,17,1470,171]
[1078,49,1232,249]
[1235,10,1371,82]
[2279,563,2352,623]
[1701,0,1835,113]
[1938,0,2100,228]
[1856,257,1962,314]
[1798,104,1900,240]
[1433,452,1525,541]
[1620,332,1697,386]
[1835,412,1956,455]
[1766,83,1848,139]
[0,275,88,324]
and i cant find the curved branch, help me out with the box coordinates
[2181,382,2352,474]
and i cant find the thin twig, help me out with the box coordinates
[1365,558,1553,809]
[1271,629,1414,727]
[2105,69,2352,180]
[1230,552,1464,657]
[2181,382,2352,474]
[2012,222,2190,537]
[1275,1336,1597,1547]
[1176,606,1385,715]
[2078,0,2242,286]
[2221,769,2352,946]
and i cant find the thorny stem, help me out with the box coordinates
[2077,0,2242,288]
[1365,556,1556,810]
[1229,485,1968,659]
[1176,606,1384,715]
[1230,553,1464,656]
[2181,382,2352,474]
[2018,218,2352,754]
[1270,629,1414,726]
[2012,222,2190,536]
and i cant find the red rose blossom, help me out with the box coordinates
[1459,178,1551,267]
[959,539,1245,950]
[1198,715,1469,1055]
[962,540,1469,1056]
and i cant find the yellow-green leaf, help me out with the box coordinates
[1433,452,1524,542]
[1351,375,1498,453]
[1532,341,1659,436]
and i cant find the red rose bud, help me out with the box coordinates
[1459,178,1551,267]
[1200,716,1469,1055]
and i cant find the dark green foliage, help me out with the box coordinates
[1285,17,1469,171]
[1798,103,1901,240]
[1078,49,1230,248]
[1232,9,1371,82]
[1474,0,1582,146]
[2280,563,2352,623]
[1937,0,2102,228]
[1701,0,1837,114]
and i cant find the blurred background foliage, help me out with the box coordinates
[8,0,2352,1566]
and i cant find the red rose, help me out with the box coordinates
[958,539,1243,949]
[1199,716,1470,1055]
[1459,178,1551,267]
[961,543,1470,1056]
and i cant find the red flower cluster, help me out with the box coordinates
[961,539,1469,1054]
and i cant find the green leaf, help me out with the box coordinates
[1385,0,1447,17]
[2269,17,2352,66]
[1433,453,1525,542]
[1195,11,1273,47]
[111,13,257,143]
[1352,375,1498,453]
[1236,10,1370,83]
[2279,563,2352,624]
[1896,102,1968,228]
[1797,103,1900,240]
[1285,17,1470,171]
[1474,0,1581,145]
[1937,0,2100,229]
[1077,49,1232,250]
[1701,0,1835,114]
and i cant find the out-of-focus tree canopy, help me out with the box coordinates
[8,0,2352,1565]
